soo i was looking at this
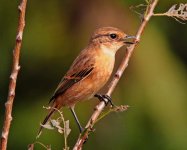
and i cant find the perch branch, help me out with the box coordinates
[73,0,158,149]
[0,0,27,150]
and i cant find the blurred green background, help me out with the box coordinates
[1,0,187,149]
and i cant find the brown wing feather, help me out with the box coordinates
[49,67,94,103]
[49,51,95,103]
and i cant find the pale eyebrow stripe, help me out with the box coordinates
[92,34,110,40]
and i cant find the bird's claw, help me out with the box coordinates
[94,94,115,107]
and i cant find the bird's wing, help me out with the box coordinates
[49,54,95,103]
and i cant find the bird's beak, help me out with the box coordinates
[123,35,136,44]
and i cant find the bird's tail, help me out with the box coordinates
[37,103,58,138]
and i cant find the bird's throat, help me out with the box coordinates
[100,44,115,57]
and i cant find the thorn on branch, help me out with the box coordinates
[16,31,23,42]
[10,74,16,81]
[18,5,22,11]
[94,104,100,111]
[9,90,15,97]
[28,144,34,150]
[7,114,12,121]
[114,73,120,79]
[18,0,24,12]
[16,65,21,71]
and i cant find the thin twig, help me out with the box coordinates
[73,0,158,149]
[53,107,70,150]
[0,0,27,150]
[36,106,70,150]
[28,142,51,150]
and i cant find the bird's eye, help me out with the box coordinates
[110,34,117,39]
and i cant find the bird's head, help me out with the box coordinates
[90,27,136,53]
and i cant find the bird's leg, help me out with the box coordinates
[94,94,115,107]
[70,107,83,133]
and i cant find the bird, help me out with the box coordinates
[38,27,135,136]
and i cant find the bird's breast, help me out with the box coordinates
[89,50,115,92]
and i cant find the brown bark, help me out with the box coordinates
[0,0,27,150]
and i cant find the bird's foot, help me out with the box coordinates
[94,94,115,107]
[79,126,84,133]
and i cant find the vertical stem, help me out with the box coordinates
[0,0,27,150]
